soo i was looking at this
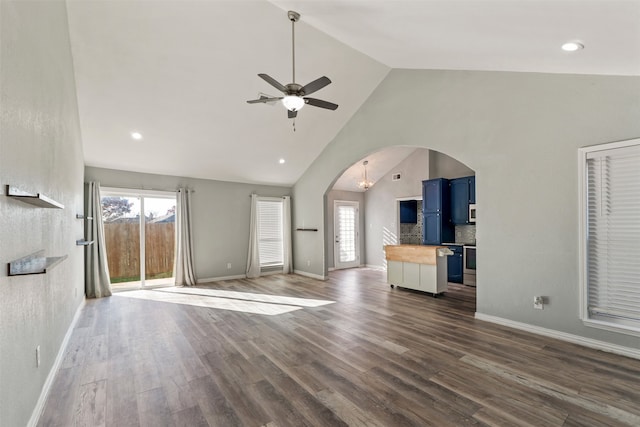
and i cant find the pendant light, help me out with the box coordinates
[358,160,374,190]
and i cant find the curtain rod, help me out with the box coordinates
[97,184,195,193]
[249,194,289,198]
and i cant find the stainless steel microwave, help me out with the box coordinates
[469,204,477,223]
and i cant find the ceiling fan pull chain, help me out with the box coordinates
[293,118,296,132]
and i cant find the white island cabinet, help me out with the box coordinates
[385,245,451,296]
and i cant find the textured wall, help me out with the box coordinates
[0,2,85,426]
[292,68,640,349]
[84,167,291,280]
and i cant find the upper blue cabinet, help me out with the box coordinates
[450,176,476,225]
[422,178,454,244]
[399,200,418,223]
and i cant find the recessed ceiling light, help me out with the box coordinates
[279,158,285,164]
[131,132,143,140]
[561,41,584,52]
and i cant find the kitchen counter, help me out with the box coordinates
[384,244,449,296]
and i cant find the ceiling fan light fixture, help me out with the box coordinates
[282,95,305,111]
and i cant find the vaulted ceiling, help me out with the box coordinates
[67,0,640,189]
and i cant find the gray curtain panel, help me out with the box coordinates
[246,193,261,278]
[283,196,293,274]
[85,182,112,298]
[175,188,197,286]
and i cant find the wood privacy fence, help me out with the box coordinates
[104,222,175,281]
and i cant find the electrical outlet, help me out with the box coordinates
[226,263,232,269]
[534,296,544,310]
[36,345,41,367]
[306,260,311,266]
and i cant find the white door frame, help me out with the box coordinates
[101,187,176,289]
[333,200,360,269]
[396,195,422,244]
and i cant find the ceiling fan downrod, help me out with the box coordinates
[288,11,300,84]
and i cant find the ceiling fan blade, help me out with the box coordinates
[247,96,282,104]
[301,76,331,96]
[258,74,287,93]
[304,97,338,111]
[288,109,298,119]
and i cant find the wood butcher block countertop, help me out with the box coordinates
[384,244,446,265]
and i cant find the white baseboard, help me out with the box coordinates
[29,299,86,427]
[328,267,335,272]
[366,264,385,270]
[293,270,327,281]
[475,312,640,361]
[197,274,246,283]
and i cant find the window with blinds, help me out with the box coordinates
[582,139,640,332]
[257,199,284,267]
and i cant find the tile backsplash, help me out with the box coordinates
[399,203,476,245]
[455,224,476,244]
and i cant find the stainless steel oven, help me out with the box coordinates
[463,245,476,286]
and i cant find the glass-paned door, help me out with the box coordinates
[101,189,176,291]
[144,197,176,286]
[334,201,360,269]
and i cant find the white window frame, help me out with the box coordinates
[256,197,284,268]
[578,137,640,337]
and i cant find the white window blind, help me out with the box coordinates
[585,143,640,328]
[257,199,283,267]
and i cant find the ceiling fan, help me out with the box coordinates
[247,10,338,120]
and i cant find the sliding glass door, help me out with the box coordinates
[101,188,176,291]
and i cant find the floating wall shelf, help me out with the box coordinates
[8,250,68,276]
[76,240,94,246]
[5,185,64,209]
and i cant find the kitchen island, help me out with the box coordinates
[384,244,450,296]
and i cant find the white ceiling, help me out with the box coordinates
[66,0,640,188]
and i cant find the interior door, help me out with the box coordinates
[334,201,360,269]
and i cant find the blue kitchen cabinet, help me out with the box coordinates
[469,176,476,204]
[450,176,476,225]
[422,178,450,214]
[399,200,418,223]
[422,178,453,244]
[446,245,463,283]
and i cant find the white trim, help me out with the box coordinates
[328,267,336,272]
[30,299,86,427]
[293,270,327,281]
[396,195,422,245]
[197,274,246,283]
[333,200,361,270]
[578,137,640,335]
[475,312,640,361]
[366,264,386,270]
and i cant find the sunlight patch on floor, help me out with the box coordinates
[114,287,334,315]
[157,286,334,307]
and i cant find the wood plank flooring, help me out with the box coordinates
[38,268,640,426]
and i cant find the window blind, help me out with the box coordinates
[586,144,640,325]
[257,199,284,267]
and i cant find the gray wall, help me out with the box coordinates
[325,190,365,269]
[0,2,85,426]
[292,69,640,349]
[363,148,430,267]
[84,167,291,280]
[429,150,475,179]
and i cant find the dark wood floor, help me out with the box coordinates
[38,268,640,426]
